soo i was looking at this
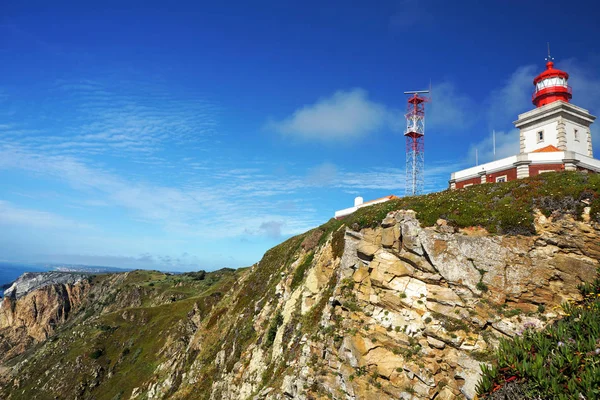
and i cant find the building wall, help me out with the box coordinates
[529,163,564,176]
[523,120,558,152]
[455,176,481,189]
[563,119,590,155]
[485,168,517,183]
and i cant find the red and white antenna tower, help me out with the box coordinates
[404,90,429,196]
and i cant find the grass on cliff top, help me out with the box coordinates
[343,171,600,235]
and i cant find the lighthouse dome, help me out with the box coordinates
[532,60,572,108]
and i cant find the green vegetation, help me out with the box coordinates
[331,226,346,259]
[302,274,338,334]
[291,251,315,290]
[265,312,284,348]
[343,171,600,234]
[3,268,240,400]
[89,348,104,359]
[477,268,600,399]
[431,311,471,333]
[476,281,489,292]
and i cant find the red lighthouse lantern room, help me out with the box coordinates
[532,49,572,108]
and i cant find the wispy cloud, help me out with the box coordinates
[428,82,476,133]
[1,79,219,164]
[0,200,93,230]
[24,252,229,271]
[561,58,600,149]
[486,65,537,128]
[389,0,434,31]
[265,89,400,141]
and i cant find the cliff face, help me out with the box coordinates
[0,275,91,363]
[0,190,599,399]
[196,211,598,400]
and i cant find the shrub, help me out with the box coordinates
[537,304,545,313]
[89,348,104,359]
[476,282,489,292]
[291,252,315,290]
[264,312,284,348]
[331,227,346,259]
[342,301,361,312]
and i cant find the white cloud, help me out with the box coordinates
[561,58,600,150]
[307,162,338,186]
[428,82,476,133]
[266,89,397,141]
[24,252,224,271]
[487,65,537,128]
[0,200,93,230]
[258,221,285,239]
[389,0,433,31]
[1,79,219,163]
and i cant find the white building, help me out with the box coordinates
[449,57,598,189]
[334,195,397,219]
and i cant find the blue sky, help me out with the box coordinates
[1,0,600,271]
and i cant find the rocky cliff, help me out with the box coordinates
[0,273,91,362]
[0,172,599,400]
[197,210,598,400]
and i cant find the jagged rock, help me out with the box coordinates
[426,285,465,307]
[357,241,378,261]
[0,277,90,361]
[3,272,88,299]
[426,336,446,350]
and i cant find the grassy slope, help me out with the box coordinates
[2,269,241,400]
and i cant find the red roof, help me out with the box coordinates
[533,61,569,85]
[362,195,398,205]
[532,145,561,153]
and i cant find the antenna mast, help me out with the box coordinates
[404,90,430,196]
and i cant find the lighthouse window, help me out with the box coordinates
[574,129,579,142]
[496,175,507,183]
[537,131,544,142]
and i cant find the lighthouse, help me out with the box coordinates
[516,55,593,158]
[449,49,599,189]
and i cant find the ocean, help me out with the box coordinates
[0,262,49,295]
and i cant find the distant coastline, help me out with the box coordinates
[0,262,130,297]
[0,263,49,297]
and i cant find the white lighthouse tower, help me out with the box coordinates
[515,53,594,158]
[449,49,599,189]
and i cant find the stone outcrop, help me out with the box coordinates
[0,274,90,362]
[3,271,88,299]
[195,210,598,400]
